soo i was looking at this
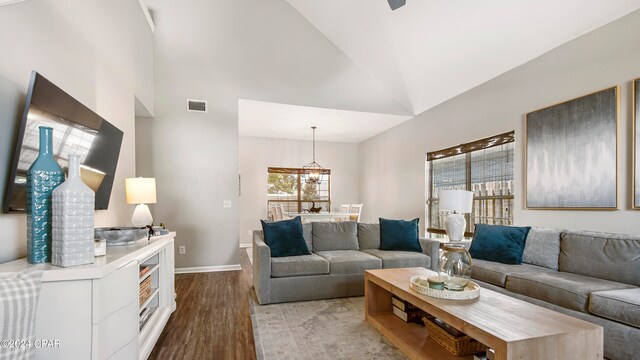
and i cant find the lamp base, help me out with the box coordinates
[131,204,153,227]
[444,213,466,242]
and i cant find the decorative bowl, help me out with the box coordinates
[94,227,148,246]
[410,276,480,300]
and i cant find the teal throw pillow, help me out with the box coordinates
[469,224,531,264]
[260,216,310,257]
[379,218,422,252]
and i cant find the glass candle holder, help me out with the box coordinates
[94,239,106,257]
[427,275,445,290]
[438,244,473,291]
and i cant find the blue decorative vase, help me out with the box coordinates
[26,126,65,264]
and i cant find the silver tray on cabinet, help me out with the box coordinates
[95,227,148,246]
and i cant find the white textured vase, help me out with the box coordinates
[51,154,95,267]
[444,212,466,242]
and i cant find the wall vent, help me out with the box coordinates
[187,99,207,113]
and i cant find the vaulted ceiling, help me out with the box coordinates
[147,0,640,142]
[286,0,640,115]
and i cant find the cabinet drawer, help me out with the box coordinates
[93,261,138,323]
[94,301,138,360]
[108,337,138,360]
[35,280,92,360]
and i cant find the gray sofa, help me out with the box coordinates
[463,228,640,360]
[253,221,440,305]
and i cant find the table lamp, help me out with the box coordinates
[439,189,473,242]
[125,177,157,227]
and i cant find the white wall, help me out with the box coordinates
[239,136,359,246]
[358,9,640,235]
[140,0,408,269]
[0,0,154,263]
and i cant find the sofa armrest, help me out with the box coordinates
[252,230,271,304]
[419,237,441,272]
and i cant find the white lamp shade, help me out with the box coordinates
[439,190,473,213]
[125,178,157,204]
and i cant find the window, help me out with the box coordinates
[267,167,331,214]
[426,131,514,237]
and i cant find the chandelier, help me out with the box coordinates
[302,126,325,185]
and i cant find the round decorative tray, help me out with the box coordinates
[410,276,480,300]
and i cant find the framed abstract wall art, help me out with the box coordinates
[526,86,619,209]
[634,78,640,209]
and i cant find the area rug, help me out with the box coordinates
[250,296,408,360]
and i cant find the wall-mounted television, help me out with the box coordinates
[2,71,123,213]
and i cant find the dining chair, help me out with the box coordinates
[275,204,284,221]
[349,203,363,222]
[339,204,351,213]
[268,205,279,221]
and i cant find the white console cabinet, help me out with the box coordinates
[0,232,176,360]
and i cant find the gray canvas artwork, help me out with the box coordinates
[636,80,640,208]
[527,87,617,208]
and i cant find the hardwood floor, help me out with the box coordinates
[149,249,257,360]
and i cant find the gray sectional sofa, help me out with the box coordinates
[253,221,440,305]
[464,228,640,360]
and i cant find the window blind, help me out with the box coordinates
[427,131,515,237]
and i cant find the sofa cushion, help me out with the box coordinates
[469,224,531,265]
[505,271,635,312]
[271,254,330,278]
[379,218,421,252]
[302,223,313,252]
[559,231,640,286]
[522,227,562,270]
[315,250,382,274]
[362,249,431,269]
[312,221,359,251]
[357,223,380,250]
[470,259,555,287]
[261,216,311,257]
[589,288,640,329]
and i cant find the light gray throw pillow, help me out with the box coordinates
[312,221,359,251]
[357,223,380,250]
[302,223,313,252]
[522,227,562,270]
[0,267,44,360]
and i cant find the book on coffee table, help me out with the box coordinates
[391,295,420,312]
[432,317,465,337]
[473,348,495,360]
[392,305,426,324]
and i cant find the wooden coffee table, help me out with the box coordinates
[365,267,603,360]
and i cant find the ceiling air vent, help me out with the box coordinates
[187,99,207,113]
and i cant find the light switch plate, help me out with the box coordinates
[223,200,232,208]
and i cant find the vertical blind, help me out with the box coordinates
[427,131,515,236]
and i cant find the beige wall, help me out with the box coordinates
[358,9,640,235]
[239,136,359,246]
[0,0,154,263]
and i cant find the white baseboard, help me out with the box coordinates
[175,265,241,274]
[240,243,252,248]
